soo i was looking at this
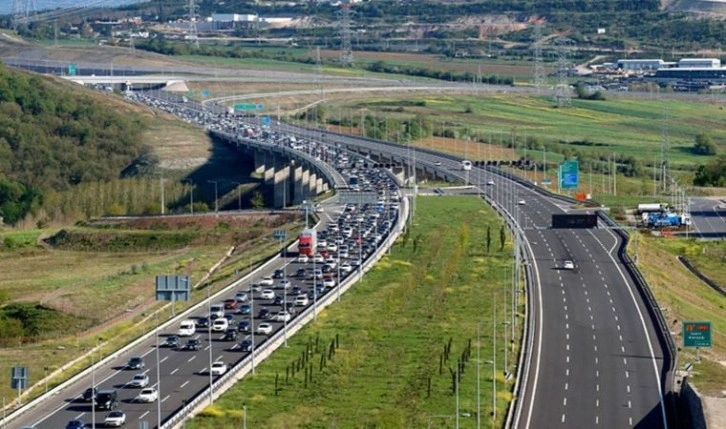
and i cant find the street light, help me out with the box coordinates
[232,182,243,211]
[155,313,162,428]
[207,284,214,405]
[182,179,194,215]
[208,180,219,215]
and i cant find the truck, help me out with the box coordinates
[638,203,665,214]
[298,228,317,256]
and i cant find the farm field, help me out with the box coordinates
[187,196,521,429]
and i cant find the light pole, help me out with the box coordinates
[182,179,194,215]
[249,257,256,375]
[91,347,96,429]
[207,284,214,405]
[232,182,243,211]
[477,324,481,429]
[155,314,162,429]
[208,180,219,216]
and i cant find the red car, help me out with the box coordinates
[223,299,238,310]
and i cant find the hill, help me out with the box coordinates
[0,63,148,225]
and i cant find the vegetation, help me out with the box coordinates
[693,133,718,156]
[187,196,521,429]
[0,64,148,225]
[693,156,726,187]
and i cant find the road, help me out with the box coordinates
[281,125,672,429]
[689,197,726,239]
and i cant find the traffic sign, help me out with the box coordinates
[262,116,271,127]
[68,64,77,76]
[273,229,287,241]
[155,275,191,302]
[255,103,265,110]
[559,160,579,190]
[541,178,552,185]
[11,366,28,389]
[234,103,258,111]
[683,321,712,348]
[200,89,210,97]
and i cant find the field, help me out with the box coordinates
[187,196,522,429]
[0,213,304,405]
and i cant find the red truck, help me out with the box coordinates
[298,228,317,256]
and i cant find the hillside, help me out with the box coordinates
[0,63,148,225]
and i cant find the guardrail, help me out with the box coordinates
[162,190,410,428]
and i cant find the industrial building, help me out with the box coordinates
[616,59,665,71]
[677,58,721,68]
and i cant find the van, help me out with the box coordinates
[95,389,118,411]
[210,304,225,319]
[177,320,196,337]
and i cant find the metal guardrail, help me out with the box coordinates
[162,190,410,429]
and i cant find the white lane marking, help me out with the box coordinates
[162,394,171,403]
[596,370,599,377]
[566,369,569,376]
[160,356,169,363]
[562,414,566,423]
[565,382,569,390]
[627,385,631,393]
[629,417,633,426]
[180,380,190,388]
[596,384,600,392]
[621,346,626,353]
[563,398,567,406]
[596,416,599,425]
[75,413,85,420]
[596,399,600,407]
[628,400,632,409]
[625,370,629,379]
[187,356,196,363]
[171,368,179,375]
[139,411,150,420]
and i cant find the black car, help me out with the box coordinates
[237,320,251,332]
[257,308,271,320]
[273,269,285,279]
[235,304,252,315]
[295,268,306,277]
[290,286,303,296]
[238,339,253,352]
[272,295,284,306]
[222,328,238,341]
[65,420,85,429]
[224,313,236,326]
[82,387,97,402]
[161,335,180,348]
[195,317,210,328]
[126,357,144,370]
[183,339,202,351]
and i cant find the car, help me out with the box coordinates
[323,278,336,288]
[210,361,228,376]
[259,276,274,286]
[65,420,85,429]
[562,260,575,270]
[327,243,338,252]
[518,199,526,205]
[318,239,328,248]
[434,161,442,166]
[234,291,249,302]
[487,180,495,185]
[278,279,291,289]
[135,387,158,403]
[104,410,126,427]
[162,335,181,348]
[195,317,210,329]
[313,268,323,279]
[82,387,97,402]
[129,373,149,388]
[340,262,353,273]
[295,295,309,306]
[296,254,309,263]
[237,339,253,352]
[222,328,238,341]
[224,313,236,325]
[183,339,202,351]
[223,299,238,310]
[212,318,229,332]
[290,286,303,296]
[257,323,273,335]
[325,258,337,269]
[235,304,252,315]
[257,308,271,319]
[273,269,285,279]
[260,289,275,300]
[177,319,196,337]
[313,254,325,263]
[237,319,251,332]
[209,304,225,319]
[95,389,118,411]
[295,268,307,277]
[315,204,324,213]
[274,311,292,322]
[126,357,144,370]
[272,295,285,306]
[249,283,262,292]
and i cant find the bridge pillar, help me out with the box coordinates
[307,172,318,198]
[263,156,276,186]
[391,166,406,185]
[254,151,267,175]
[293,165,305,205]
[316,177,325,194]
[273,165,291,209]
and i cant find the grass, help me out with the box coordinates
[186,196,522,429]
[634,234,726,396]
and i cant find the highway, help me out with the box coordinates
[279,125,673,429]
[689,197,726,239]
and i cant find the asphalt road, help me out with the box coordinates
[689,197,726,239]
[282,126,670,429]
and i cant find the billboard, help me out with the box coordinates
[155,275,191,302]
[559,160,579,190]
[551,214,598,229]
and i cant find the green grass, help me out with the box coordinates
[187,196,521,429]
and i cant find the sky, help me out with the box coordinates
[0,0,149,16]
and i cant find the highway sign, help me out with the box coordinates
[552,214,598,229]
[155,275,191,302]
[683,321,712,348]
[186,91,195,98]
[234,103,258,111]
[68,64,77,76]
[262,116,271,127]
[541,178,552,185]
[559,160,579,190]
[11,366,28,389]
[200,89,210,97]
[273,229,287,241]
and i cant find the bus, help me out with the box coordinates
[461,160,472,171]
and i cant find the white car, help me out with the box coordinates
[212,318,229,332]
[323,278,336,288]
[327,243,338,252]
[278,279,291,289]
[318,239,328,248]
[104,410,126,427]
[313,254,325,263]
[518,200,526,205]
[340,262,353,273]
[434,161,442,166]
[325,258,337,269]
[136,387,158,403]
[260,289,275,300]
[295,295,309,306]
[274,311,292,322]
[562,260,575,270]
[257,323,273,335]
[487,180,495,186]
[296,254,309,263]
[259,276,274,286]
[210,361,228,376]
[129,373,149,388]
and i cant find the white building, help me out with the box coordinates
[211,13,258,23]
[616,59,665,71]
[678,58,721,68]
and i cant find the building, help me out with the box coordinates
[211,13,258,23]
[616,59,665,71]
[678,58,721,68]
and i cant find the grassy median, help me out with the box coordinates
[187,196,521,429]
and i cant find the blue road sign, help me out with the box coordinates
[155,275,191,302]
[201,89,210,97]
[262,116,271,127]
[255,103,265,110]
[559,160,579,190]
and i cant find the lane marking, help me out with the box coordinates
[139,411,150,420]
[180,380,190,388]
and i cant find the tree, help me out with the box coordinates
[693,133,718,156]
[250,191,265,209]
[499,224,506,251]
[693,155,726,187]
[486,224,491,254]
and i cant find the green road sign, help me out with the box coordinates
[559,160,579,190]
[683,321,712,348]
[68,64,77,76]
[234,103,258,111]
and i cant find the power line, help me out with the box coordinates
[339,0,353,66]
[553,38,574,108]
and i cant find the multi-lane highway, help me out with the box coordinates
[689,197,726,239]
